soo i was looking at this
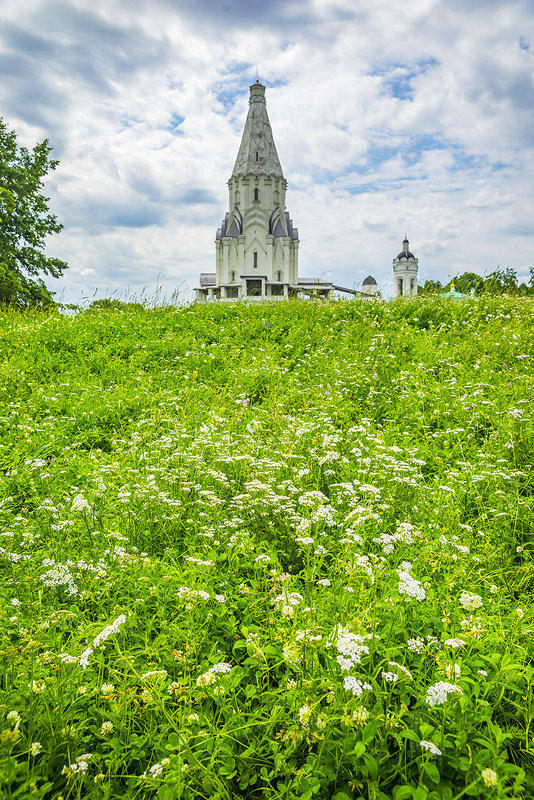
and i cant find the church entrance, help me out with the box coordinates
[246,279,262,297]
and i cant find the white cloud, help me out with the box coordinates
[0,0,532,303]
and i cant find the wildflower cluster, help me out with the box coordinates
[0,297,532,799]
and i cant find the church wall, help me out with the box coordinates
[217,172,297,286]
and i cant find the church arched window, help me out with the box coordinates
[277,270,282,282]
[231,271,236,282]
[254,188,259,201]
[253,251,258,268]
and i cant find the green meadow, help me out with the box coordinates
[0,296,532,799]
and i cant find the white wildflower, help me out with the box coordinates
[58,653,78,664]
[196,671,217,686]
[445,663,461,680]
[481,768,498,787]
[7,711,21,728]
[420,740,442,756]
[459,591,483,611]
[333,627,371,668]
[209,662,232,674]
[344,676,372,696]
[79,647,93,669]
[298,704,312,726]
[444,638,465,649]
[397,561,426,601]
[426,681,463,707]
[141,670,168,680]
[62,753,93,778]
[388,661,412,679]
[352,706,370,726]
[407,637,425,654]
[71,494,92,513]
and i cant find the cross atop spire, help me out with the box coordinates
[231,83,284,179]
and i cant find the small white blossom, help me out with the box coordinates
[459,591,483,611]
[420,740,442,756]
[397,562,426,601]
[344,676,372,696]
[445,663,461,680]
[407,637,425,654]
[58,653,78,664]
[209,662,232,674]
[7,711,21,729]
[426,681,462,707]
[141,670,168,681]
[444,638,465,649]
[71,494,92,513]
[298,704,312,726]
[481,768,498,787]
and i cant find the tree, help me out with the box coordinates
[482,267,518,295]
[418,279,442,295]
[0,118,68,307]
[451,272,484,295]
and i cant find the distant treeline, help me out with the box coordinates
[419,267,534,296]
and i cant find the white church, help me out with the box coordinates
[195,81,418,302]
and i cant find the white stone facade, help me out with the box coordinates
[393,238,418,297]
[196,82,332,302]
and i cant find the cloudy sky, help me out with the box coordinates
[1,0,533,303]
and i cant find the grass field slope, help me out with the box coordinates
[0,296,533,799]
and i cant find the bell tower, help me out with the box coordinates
[393,237,418,297]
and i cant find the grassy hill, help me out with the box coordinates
[0,297,533,799]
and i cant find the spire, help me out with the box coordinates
[403,236,409,252]
[231,83,284,179]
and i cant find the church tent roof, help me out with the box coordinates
[231,82,284,179]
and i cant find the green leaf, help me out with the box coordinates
[362,718,379,744]
[423,761,440,783]
[393,787,414,799]
[347,741,366,758]
[363,753,378,780]
[400,728,421,743]
[412,787,428,800]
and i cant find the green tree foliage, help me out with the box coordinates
[482,267,519,295]
[0,118,68,307]
[451,271,484,295]
[417,279,442,295]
